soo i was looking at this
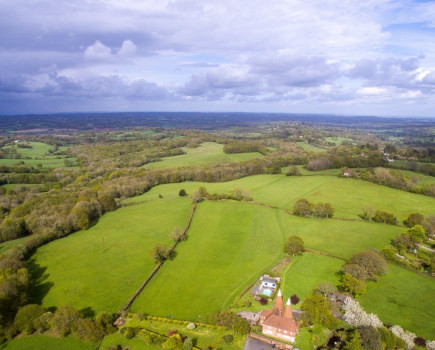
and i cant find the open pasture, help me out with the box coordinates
[0,336,95,350]
[281,253,343,303]
[131,200,401,320]
[131,201,287,319]
[0,142,76,168]
[29,197,192,313]
[143,142,263,170]
[125,174,435,222]
[359,264,435,339]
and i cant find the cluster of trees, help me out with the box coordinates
[283,236,304,256]
[6,304,116,343]
[339,250,388,296]
[293,199,335,218]
[383,222,435,274]
[307,146,387,171]
[358,207,397,225]
[300,294,337,329]
[205,311,250,335]
[341,167,435,197]
[223,141,269,155]
[191,186,253,203]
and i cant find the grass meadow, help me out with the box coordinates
[281,253,343,303]
[125,174,435,222]
[0,336,95,350]
[0,142,76,168]
[143,142,263,170]
[29,197,192,313]
[131,201,401,319]
[296,142,327,153]
[131,201,287,319]
[359,264,435,339]
[0,235,31,253]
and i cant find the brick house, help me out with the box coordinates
[259,290,299,343]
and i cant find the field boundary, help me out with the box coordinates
[118,202,198,314]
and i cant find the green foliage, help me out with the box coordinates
[151,243,172,263]
[343,329,363,350]
[284,235,304,256]
[348,249,388,279]
[14,304,46,334]
[286,165,301,176]
[407,224,426,243]
[179,189,187,197]
[339,273,366,296]
[403,213,424,227]
[301,295,337,328]
[378,327,396,350]
[313,202,335,218]
[293,198,313,216]
[372,211,397,225]
[51,305,82,337]
[342,264,369,281]
[357,326,381,350]
[72,318,104,342]
[222,334,234,343]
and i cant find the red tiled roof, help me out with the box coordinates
[263,314,298,333]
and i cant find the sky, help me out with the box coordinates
[1,0,435,117]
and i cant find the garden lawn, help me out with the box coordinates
[28,197,192,313]
[125,174,435,222]
[0,336,95,350]
[131,201,287,320]
[143,142,263,169]
[123,317,246,349]
[359,264,435,339]
[281,253,343,303]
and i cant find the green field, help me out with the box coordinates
[131,201,400,320]
[296,142,327,153]
[382,167,435,186]
[0,235,31,253]
[131,201,286,320]
[143,142,263,170]
[325,137,353,145]
[359,264,435,339]
[0,336,94,350]
[0,142,76,168]
[29,197,192,313]
[282,253,343,303]
[125,174,435,222]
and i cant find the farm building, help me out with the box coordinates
[259,290,299,343]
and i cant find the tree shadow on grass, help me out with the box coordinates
[26,258,53,305]
[80,306,96,318]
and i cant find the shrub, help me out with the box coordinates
[186,322,196,329]
[290,294,300,304]
[123,327,135,339]
[51,305,82,337]
[403,213,424,227]
[222,334,234,343]
[372,211,397,225]
[414,336,426,347]
[259,298,268,305]
[179,189,187,197]
[14,304,46,334]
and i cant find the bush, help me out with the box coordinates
[372,211,397,225]
[222,334,234,343]
[313,202,335,218]
[51,305,82,337]
[186,322,196,329]
[286,166,301,176]
[14,304,46,334]
[259,297,268,305]
[290,294,300,304]
[179,189,187,197]
[123,327,135,339]
[403,213,424,227]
